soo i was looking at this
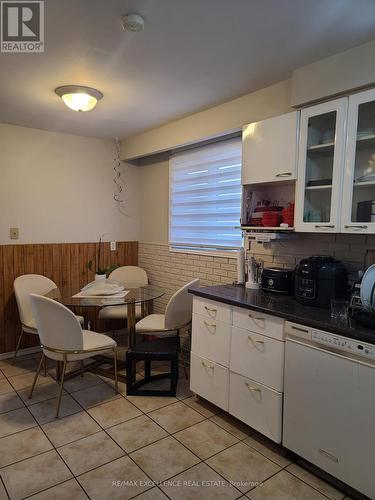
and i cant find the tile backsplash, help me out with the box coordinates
[139,234,374,312]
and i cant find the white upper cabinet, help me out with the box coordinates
[295,98,348,233]
[242,111,299,185]
[342,89,375,233]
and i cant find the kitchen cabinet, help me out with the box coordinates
[242,111,299,185]
[295,98,348,232]
[190,296,285,443]
[342,88,375,233]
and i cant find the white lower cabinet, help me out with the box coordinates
[230,326,284,391]
[229,372,283,443]
[190,296,285,443]
[190,352,229,411]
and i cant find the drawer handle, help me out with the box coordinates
[276,172,292,177]
[319,449,339,463]
[201,361,214,370]
[203,321,217,332]
[291,325,309,333]
[247,335,265,349]
[314,225,334,229]
[248,313,265,324]
[204,306,217,317]
[344,224,368,229]
[245,382,261,393]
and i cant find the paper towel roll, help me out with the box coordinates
[237,248,245,284]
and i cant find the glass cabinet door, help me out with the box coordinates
[295,98,348,232]
[342,89,375,233]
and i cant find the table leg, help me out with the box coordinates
[127,302,136,348]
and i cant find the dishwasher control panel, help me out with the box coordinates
[312,330,375,360]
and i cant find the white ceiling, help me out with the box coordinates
[0,0,375,139]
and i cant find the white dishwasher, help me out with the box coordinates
[283,322,375,499]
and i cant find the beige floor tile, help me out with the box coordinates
[0,379,14,395]
[42,411,101,447]
[103,378,127,395]
[57,430,124,475]
[28,393,82,424]
[210,413,253,440]
[160,462,241,500]
[130,436,200,482]
[174,419,239,460]
[247,470,328,500]
[0,391,24,414]
[107,414,168,453]
[286,463,345,500]
[126,394,178,413]
[27,478,88,500]
[0,426,52,468]
[0,407,37,438]
[8,372,51,391]
[0,479,7,499]
[87,397,142,428]
[135,487,169,500]
[183,396,221,418]
[0,358,38,378]
[1,450,72,500]
[18,380,65,406]
[243,433,292,468]
[77,455,152,500]
[0,370,4,379]
[63,372,105,393]
[206,442,281,493]
[148,401,205,433]
[71,383,120,409]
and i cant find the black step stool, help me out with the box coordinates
[126,337,179,397]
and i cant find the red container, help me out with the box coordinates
[262,211,280,227]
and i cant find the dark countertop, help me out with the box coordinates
[189,284,375,345]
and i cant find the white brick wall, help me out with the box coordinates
[140,234,374,313]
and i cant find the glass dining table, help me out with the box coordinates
[45,284,165,382]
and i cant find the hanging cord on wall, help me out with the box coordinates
[113,137,127,215]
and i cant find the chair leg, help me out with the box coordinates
[43,355,47,377]
[56,358,67,418]
[80,360,84,377]
[113,348,119,394]
[12,330,24,365]
[29,353,44,400]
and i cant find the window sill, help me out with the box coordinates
[169,246,238,259]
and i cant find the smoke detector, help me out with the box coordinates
[122,14,145,32]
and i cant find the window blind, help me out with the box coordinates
[169,138,242,250]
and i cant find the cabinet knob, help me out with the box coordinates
[247,335,265,345]
[203,321,216,332]
[245,382,261,392]
[276,172,292,177]
[201,361,214,370]
[344,225,368,229]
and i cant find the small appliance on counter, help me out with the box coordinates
[261,267,294,295]
[294,256,348,307]
[353,264,375,328]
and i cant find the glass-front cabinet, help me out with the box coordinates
[342,89,375,233]
[295,98,348,232]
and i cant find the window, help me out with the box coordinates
[169,138,242,252]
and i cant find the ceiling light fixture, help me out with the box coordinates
[55,85,103,112]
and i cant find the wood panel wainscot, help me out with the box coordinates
[0,241,138,355]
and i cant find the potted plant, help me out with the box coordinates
[87,236,119,281]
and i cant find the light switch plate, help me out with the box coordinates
[110,241,116,251]
[10,227,19,239]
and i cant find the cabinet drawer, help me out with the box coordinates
[230,327,284,391]
[193,297,231,324]
[229,372,282,443]
[192,313,231,367]
[190,353,229,411]
[233,307,284,341]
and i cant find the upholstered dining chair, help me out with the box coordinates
[135,278,199,377]
[99,266,148,321]
[29,294,118,417]
[13,274,84,365]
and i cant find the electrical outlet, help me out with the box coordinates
[10,227,19,240]
[110,241,116,251]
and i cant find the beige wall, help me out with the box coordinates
[0,123,140,244]
[121,79,292,160]
[291,39,375,106]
